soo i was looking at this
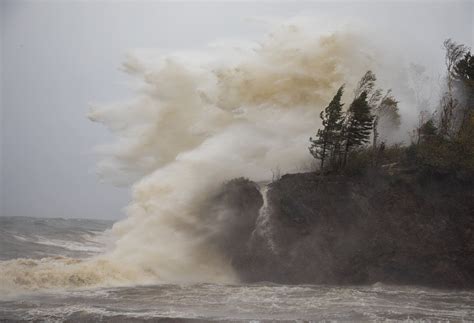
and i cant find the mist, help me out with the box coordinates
[1,1,472,220]
[0,0,471,290]
[1,2,474,321]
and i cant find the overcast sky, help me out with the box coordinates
[0,0,472,219]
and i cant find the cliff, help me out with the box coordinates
[212,171,474,288]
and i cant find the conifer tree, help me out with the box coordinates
[309,86,345,172]
[354,71,377,99]
[342,91,374,166]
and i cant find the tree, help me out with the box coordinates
[452,51,474,175]
[439,39,468,137]
[452,52,474,84]
[342,91,374,166]
[444,39,468,87]
[309,86,345,172]
[354,70,377,99]
[412,44,474,177]
[452,51,474,132]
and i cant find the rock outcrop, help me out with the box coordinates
[214,172,474,288]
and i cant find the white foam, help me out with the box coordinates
[0,19,397,291]
[33,236,105,253]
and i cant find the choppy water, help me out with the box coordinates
[1,216,473,322]
[0,216,112,260]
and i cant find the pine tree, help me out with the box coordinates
[342,91,374,166]
[354,71,377,99]
[309,86,345,173]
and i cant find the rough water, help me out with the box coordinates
[1,21,473,321]
[1,216,473,322]
[0,216,112,261]
[0,23,428,293]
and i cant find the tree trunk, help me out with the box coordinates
[320,139,327,174]
[343,141,350,168]
[373,117,379,166]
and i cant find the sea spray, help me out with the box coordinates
[0,22,377,291]
[91,25,371,285]
[253,184,278,254]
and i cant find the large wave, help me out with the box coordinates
[0,21,380,292]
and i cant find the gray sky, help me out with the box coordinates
[0,0,472,219]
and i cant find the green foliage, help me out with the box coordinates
[309,71,395,173]
[327,40,472,179]
[453,51,474,131]
[309,86,345,172]
[453,52,474,84]
[305,39,474,179]
[354,71,377,99]
[342,91,374,165]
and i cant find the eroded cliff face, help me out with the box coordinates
[209,172,474,288]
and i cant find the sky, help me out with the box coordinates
[0,0,472,220]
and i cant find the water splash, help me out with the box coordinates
[0,21,377,291]
[253,184,278,254]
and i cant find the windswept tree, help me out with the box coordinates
[309,86,345,172]
[453,51,474,85]
[452,51,474,131]
[342,91,374,166]
[411,40,474,177]
[354,70,377,99]
[439,39,469,137]
[452,50,474,173]
[444,39,469,87]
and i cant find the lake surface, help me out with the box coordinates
[1,216,473,322]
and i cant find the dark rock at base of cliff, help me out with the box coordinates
[223,172,474,288]
[200,178,264,269]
